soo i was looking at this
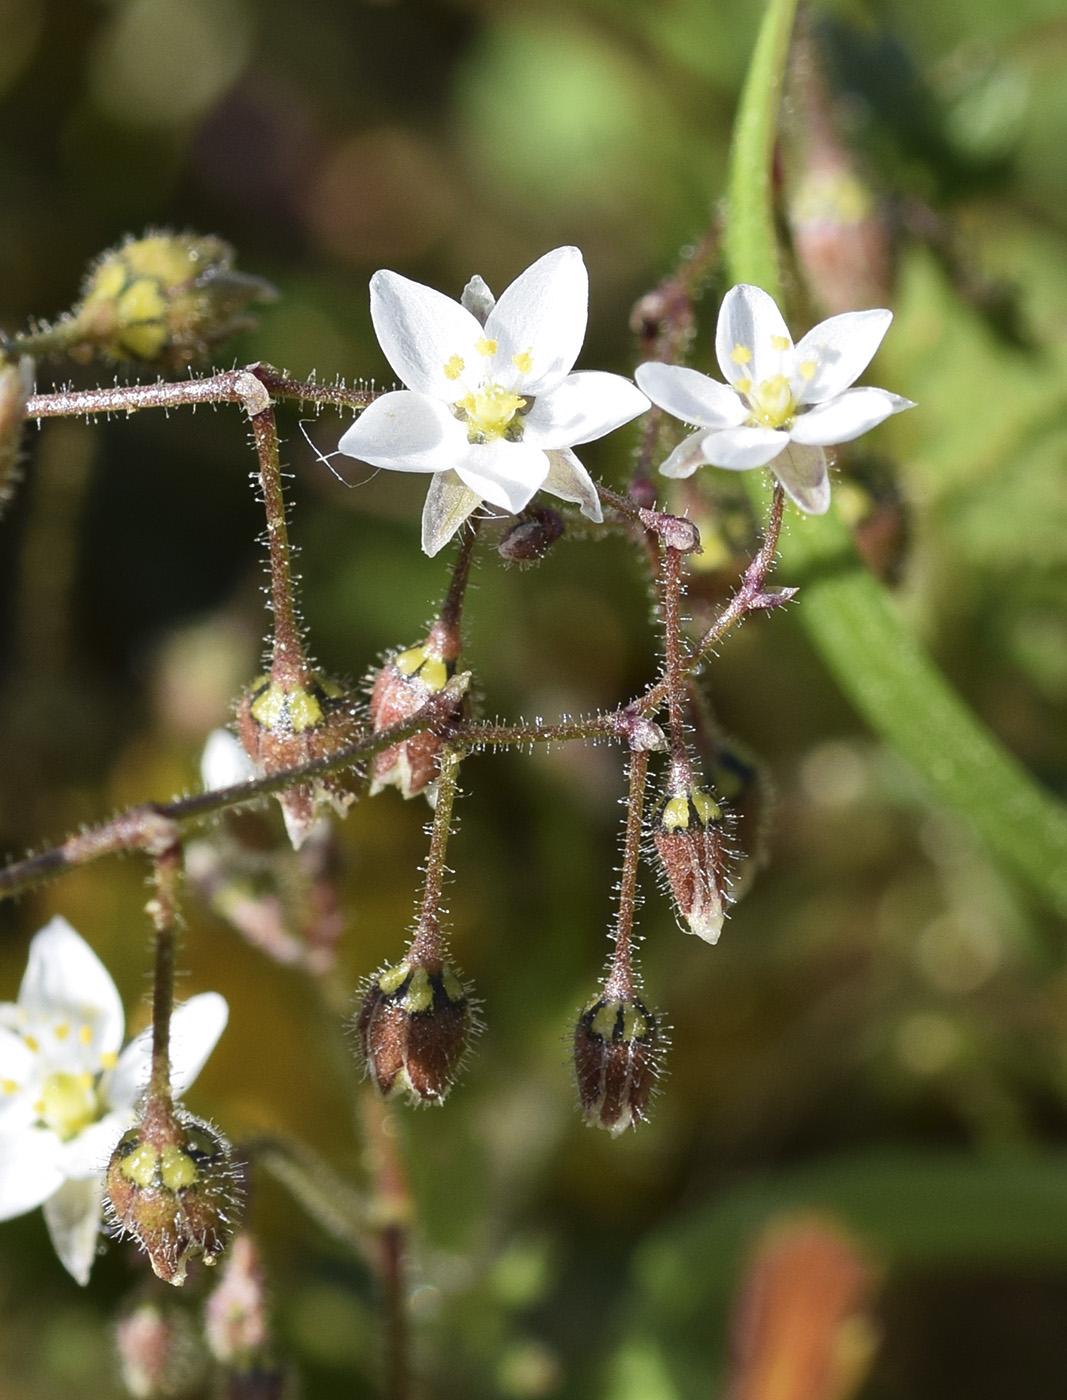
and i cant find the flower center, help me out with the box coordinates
[744,373,795,429]
[38,1071,99,1141]
[456,383,527,445]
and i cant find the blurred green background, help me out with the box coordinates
[2,0,1067,1396]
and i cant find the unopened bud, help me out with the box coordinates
[115,1298,205,1399]
[573,994,665,1136]
[357,955,474,1105]
[652,786,734,944]
[105,1107,241,1286]
[236,671,363,849]
[70,232,276,367]
[497,505,565,563]
[368,621,468,802]
[204,1234,272,1370]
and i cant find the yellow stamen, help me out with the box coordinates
[730,344,752,366]
[512,349,533,374]
[54,1022,70,1041]
[770,334,791,352]
[23,1035,38,1053]
[457,383,526,443]
[78,1024,93,1045]
[1,1079,17,1095]
[746,374,795,429]
[100,1051,118,1069]
[735,377,751,395]
[475,336,497,357]
[798,359,817,381]
[443,354,464,381]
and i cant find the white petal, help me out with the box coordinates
[455,440,549,514]
[543,448,603,521]
[716,284,792,388]
[658,431,712,479]
[338,392,467,474]
[770,442,831,514]
[19,918,124,1060]
[0,1126,65,1220]
[793,309,893,404]
[421,471,483,557]
[484,247,588,394]
[635,362,746,429]
[201,729,256,791]
[523,372,649,450]
[702,425,791,469]
[0,1024,38,1086]
[107,992,228,1111]
[43,1177,104,1286]
[61,1110,129,1179]
[790,388,913,446]
[369,270,483,399]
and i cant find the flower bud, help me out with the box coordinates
[105,1107,241,1286]
[115,1297,205,1399]
[236,671,363,849]
[356,956,474,1105]
[573,994,664,1136]
[652,786,734,944]
[70,232,276,368]
[368,620,468,802]
[497,505,565,563]
[204,1234,272,1370]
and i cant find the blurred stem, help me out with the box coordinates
[725,0,1067,919]
[360,1093,415,1400]
[245,1134,371,1257]
[659,544,692,777]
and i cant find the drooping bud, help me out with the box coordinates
[68,232,276,368]
[236,670,363,849]
[497,504,565,563]
[652,785,734,944]
[356,950,474,1106]
[204,1233,277,1379]
[115,1297,206,1399]
[368,618,468,803]
[105,1104,241,1286]
[572,993,665,1136]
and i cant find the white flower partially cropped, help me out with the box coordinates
[337,246,650,555]
[635,283,914,514]
[0,917,227,1285]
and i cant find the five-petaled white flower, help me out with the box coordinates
[635,283,914,514]
[0,917,227,1284]
[337,246,650,555]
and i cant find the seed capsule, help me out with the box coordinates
[652,786,734,944]
[356,957,473,1105]
[105,1108,241,1286]
[573,994,664,1137]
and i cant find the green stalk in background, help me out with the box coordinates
[722,0,1067,921]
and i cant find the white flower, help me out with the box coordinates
[0,917,227,1284]
[635,283,914,514]
[337,246,650,555]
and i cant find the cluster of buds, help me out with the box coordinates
[65,231,276,368]
[105,1100,241,1286]
[367,617,469,803]
[652,783,735,944]
[236,670,363,849]
[356,928,474,1105]
[572,991,665,1137]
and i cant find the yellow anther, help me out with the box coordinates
[1,1079,17,1095]
[798,359,817,381]
[443,354,465,381]
[512,349,533,374]
[735,377,751,395]
[457,383,525,443]
[78,1024,93,1045]
[23,1035,38,1053]
[54,1022,70,1041]
[100,1051,118,1070]
[770,334,791,352]
[730,344,752,365]
[475,336,498,357]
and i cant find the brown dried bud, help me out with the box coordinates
[652,786,734,944]
[115,1298,205,1399]
[356,956,474,1105]
[69,232,276,368]
[105,1105,241,1286]
[368,620,467,802]
[497,505,565,563]
[236,671,363,849]
[573,994,664,1137]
